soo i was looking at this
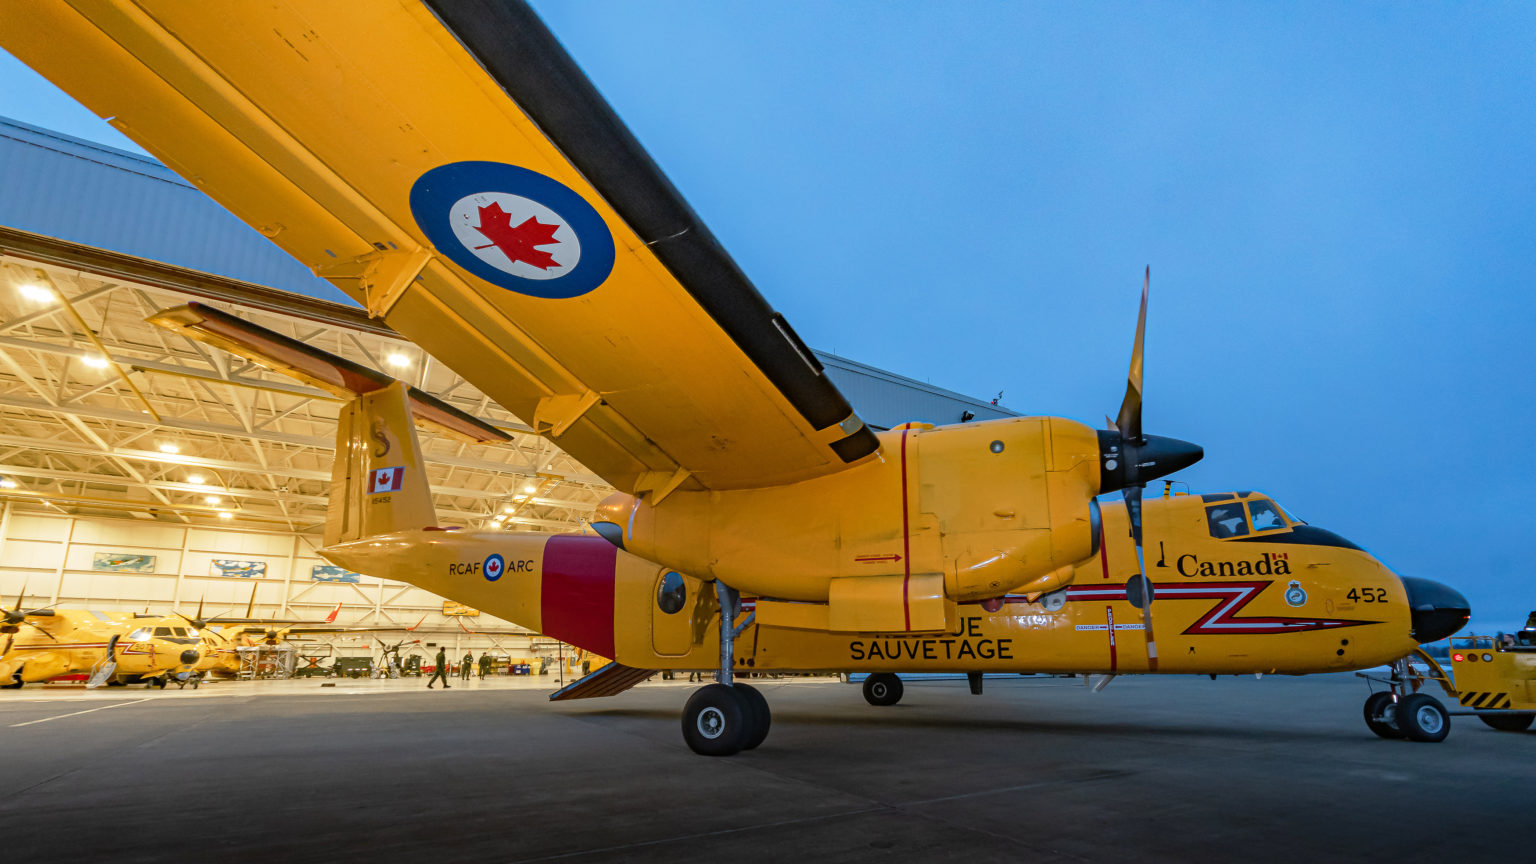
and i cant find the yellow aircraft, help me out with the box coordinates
[2,2,1473,750]
[144,307,1470,753]
[2,588,204,689]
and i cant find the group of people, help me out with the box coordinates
[424,648,497,688]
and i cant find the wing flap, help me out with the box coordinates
[147,302,509,445]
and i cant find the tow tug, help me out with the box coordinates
[1359,610,1536,740]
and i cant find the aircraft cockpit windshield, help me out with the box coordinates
[1203,493,1294,540]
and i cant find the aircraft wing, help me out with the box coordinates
[0,0,881,495]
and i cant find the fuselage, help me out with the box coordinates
[322,491,1468,677]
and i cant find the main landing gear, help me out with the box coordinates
[1360,656,1450,743]
[680,582,771,756]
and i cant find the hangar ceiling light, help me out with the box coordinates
[17,282,53,303]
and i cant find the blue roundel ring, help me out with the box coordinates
[409,161,616,299]
[483,553,506,583]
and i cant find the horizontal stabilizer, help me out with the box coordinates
[148,303,508,444]
[548,662,656,701]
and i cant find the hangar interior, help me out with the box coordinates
[0,116,1012,674]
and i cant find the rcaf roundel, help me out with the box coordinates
[410,162,615,299]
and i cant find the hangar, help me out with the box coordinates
[0,115,1012,673]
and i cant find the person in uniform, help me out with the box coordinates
[427,646,450,689]
[477,652,491,679]
[460,651,473,681]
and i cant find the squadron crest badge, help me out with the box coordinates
[1284,580,1308,607]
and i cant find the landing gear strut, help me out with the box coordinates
[680,581,770,756]
[1360,655,1450,743]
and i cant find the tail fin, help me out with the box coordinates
[327,382,437,546]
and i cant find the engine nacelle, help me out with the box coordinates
[593,416,1106,631]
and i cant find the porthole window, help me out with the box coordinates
[657,571,686,614]
[989,440,1005,454]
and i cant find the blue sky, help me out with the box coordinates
[3,2,1534,632]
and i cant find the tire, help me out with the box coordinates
[681,684,751,756]
[863,673,903,707]
[1396,693,1450,743]
[1479,713,1535,732]
[735,683,771,751]
[1363,692,1403,739]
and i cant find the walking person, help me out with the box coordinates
[478,652,491,679]
[460,651,473,681]
[426,646,450,689]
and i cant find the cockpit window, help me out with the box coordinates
[128,627,152,641]
[154,626,172,636]
[1247,499,1286,532]
[1206,504,1250,539]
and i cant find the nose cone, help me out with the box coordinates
[180,649,201,665]
[1400,577,1471,643]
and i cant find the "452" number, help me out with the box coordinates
[1347,587,1387,603]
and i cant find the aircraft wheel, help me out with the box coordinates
[1478,713,1535,732]
[1362,692,1403,739]
[106,679,126,687]
[1396,693,1450,743]
[681,684,751,756]
[735,683,771,751]
[2,679,23,690]
[863,673,903,707]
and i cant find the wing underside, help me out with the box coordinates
[0,0,881,494]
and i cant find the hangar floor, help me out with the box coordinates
[2,674,1529,862]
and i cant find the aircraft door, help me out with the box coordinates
[652,569,707,657]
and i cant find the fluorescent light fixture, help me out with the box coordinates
[385,352,410,368]
[187,474,206,485]
[217,511,233,520]
[158,443,180,455]
[81,354,110,369]
[522,483,537,493]
[0,478,16,489]
[501,505,516,513]
[492,514,507,522]
[204,495,222,505]
[18,283,53,303]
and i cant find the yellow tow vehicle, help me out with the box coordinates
[1446,622,1536,732]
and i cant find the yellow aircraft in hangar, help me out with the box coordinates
[2,2,1472,750]
[147,305,1471,753]
[2,588,204,689]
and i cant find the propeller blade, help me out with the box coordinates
[22,620,59,642]
[1122,484,1159,672]
[195,595,205,622]
[244,583,257,618]
[1115,267,1148,444]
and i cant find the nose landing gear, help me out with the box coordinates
[1358,653,1452,743]
[679,581,770,756]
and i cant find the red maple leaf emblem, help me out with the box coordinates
[471,202,562,270]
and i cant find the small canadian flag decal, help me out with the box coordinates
[370,467,405,495]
